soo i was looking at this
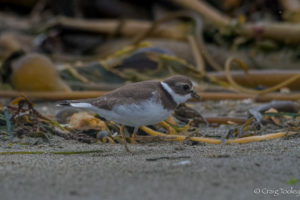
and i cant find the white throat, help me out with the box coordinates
[160,81,191,105]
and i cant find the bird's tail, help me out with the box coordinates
[57,100,71,107]
[57,100,94,109]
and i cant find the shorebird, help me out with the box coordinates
[59,75,200,151]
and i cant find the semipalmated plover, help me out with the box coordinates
[59,75,200,151]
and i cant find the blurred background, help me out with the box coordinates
[1,0,300,94]
[1,2,300,200]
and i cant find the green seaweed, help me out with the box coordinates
[288,178,298,185]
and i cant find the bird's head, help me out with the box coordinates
[161,75,200,105]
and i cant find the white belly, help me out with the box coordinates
[91,99,172,127]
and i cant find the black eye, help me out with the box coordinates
[183,84,190,91]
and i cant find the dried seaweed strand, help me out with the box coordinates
[0,91,107,100]
[198,92,300,102]
[132,11,222,72]
[205,117,247,125]
[174,0,300,44]
[158,121,177,134]
[132,11,190,45]
[225,132,295,144]
[225,57,300,95]
[187,34,205,73]
[3,90,300,102]
[141,126,297,144]
[172,0,231,26]
[53,17,185,40]
[208,70,300,90]
[141,126,221,144]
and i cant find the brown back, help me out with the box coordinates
[74,80,177,110]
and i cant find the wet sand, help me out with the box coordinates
[0,137,300,200]
[1,100,300,200]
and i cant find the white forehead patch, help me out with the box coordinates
[161,81,191,105]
